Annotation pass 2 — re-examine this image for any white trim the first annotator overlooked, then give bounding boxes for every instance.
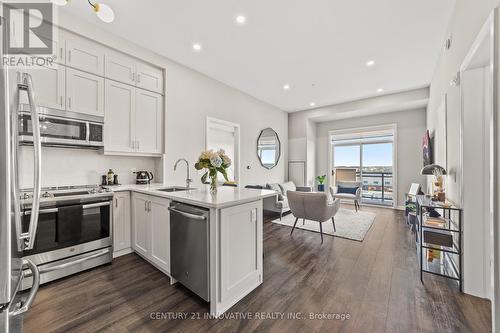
[205,116,241,183]
[459,9,498,331]
[327,123,398,208]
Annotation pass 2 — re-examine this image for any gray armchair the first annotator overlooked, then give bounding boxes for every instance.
[330,181,362,211]
[263,181,311,220]
[287,191,341,243]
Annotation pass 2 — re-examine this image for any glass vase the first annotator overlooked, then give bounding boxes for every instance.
[210,176,218,193]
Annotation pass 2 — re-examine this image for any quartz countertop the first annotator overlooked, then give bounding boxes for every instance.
[104,183,277,209]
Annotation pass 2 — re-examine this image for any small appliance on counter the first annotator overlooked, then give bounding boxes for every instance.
[134,171,154,185]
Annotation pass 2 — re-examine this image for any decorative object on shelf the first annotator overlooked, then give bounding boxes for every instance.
[420,164,447,201]
[422,130,433,166]
[52,0,115,23]
[316,175,326,192]
[415,195,463,291]
[195,149,232,193]
[257,128,281,169]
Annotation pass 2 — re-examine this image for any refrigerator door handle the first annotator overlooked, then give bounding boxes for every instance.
[18,73,42,250]
[9,259,40,317]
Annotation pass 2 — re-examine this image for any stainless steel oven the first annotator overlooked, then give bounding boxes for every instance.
[18,107,103,149]
[20,186,113,289]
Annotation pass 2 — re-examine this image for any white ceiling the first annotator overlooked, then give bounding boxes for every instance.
[59,0,455,112]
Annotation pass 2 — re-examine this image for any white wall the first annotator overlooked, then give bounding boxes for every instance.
[20,12,288,188]
[315,109,426,207]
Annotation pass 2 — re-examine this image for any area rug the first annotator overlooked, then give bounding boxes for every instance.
[271,208,376,241]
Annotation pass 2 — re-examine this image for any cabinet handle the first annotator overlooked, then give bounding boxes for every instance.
[115,198,118,208]
[148,201,151,212]
[144,201,147,212]
[68,50,71,62]
[137,74,140,83]
[59,47,63,60]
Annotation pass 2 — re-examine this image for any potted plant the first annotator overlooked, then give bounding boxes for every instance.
[316,175,326,192]
[194,149,232,193]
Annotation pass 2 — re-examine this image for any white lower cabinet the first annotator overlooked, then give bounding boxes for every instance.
[112,192,131,257]
[132,193,170,274]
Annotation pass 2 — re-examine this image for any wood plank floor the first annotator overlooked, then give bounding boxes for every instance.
[24,206,491,333]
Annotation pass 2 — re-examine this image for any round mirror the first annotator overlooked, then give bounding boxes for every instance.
[257,128,281,169]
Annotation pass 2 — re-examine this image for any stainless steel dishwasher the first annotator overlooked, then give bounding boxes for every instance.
[168,202,210,301]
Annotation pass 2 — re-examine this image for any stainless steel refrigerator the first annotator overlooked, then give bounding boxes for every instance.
[0,17,43,333]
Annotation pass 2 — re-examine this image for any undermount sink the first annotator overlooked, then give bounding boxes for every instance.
[156,186,193,192]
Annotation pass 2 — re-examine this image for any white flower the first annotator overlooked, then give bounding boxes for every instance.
[210,155,223,168]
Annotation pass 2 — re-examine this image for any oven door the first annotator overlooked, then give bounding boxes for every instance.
[22,201,112,265]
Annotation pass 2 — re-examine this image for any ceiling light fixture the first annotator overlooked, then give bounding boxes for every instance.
[365,60,375,67]
[235,15,247,25]
[309,102,316,107]
[283,84,290,91]
[192,43,203,51]
[52,0,115,23]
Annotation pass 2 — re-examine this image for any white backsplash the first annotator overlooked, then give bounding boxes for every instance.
[19,146,160,189]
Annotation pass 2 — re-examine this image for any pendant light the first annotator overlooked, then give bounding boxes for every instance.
[52,0,115,23]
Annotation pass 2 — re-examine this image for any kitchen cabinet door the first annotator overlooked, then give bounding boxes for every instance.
[136,62,163,94]
[132,193,150,257]
[65,32,105,75]
[66,68,104,117]
[219,201,263,307]
[149,196,170,273]
[20,65,65,110]
[104,80,135,153]
[134,89,163,154]
[105,51,136,86]
[113,192,131,256]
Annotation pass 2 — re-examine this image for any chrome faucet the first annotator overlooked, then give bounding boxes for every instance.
[174,158,193,189]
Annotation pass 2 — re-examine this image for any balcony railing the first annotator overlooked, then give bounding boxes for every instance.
[359,171,393,205]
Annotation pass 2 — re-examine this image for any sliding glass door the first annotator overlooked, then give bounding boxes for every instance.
[331,132,394,207]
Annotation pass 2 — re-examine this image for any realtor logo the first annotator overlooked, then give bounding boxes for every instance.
[3,2,53,55]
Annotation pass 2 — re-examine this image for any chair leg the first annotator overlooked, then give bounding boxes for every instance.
[355,200,358,212]
[280,210,283,221]
[319,222,324,243]
[331,217,336,232]
[290,217,299,235]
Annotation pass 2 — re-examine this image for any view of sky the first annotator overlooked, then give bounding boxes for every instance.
[334,143,393,167]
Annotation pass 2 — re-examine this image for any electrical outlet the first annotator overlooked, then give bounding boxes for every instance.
[131,168,136,174]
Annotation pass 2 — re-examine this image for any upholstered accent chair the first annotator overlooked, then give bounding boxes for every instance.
[263,181,311,220]
[287,191,341,243]
[330,181,362,211]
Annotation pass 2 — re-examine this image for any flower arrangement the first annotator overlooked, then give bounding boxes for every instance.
[195,149,232,193]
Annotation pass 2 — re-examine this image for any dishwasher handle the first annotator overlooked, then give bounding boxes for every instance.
[168,207,206,220]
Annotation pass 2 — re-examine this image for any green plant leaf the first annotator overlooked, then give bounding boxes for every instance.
[201,172,208,184]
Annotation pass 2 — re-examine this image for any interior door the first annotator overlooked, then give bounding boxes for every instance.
[134,89,162,154]
[104,80,134,153]
[66,68,104,117]
[132,193,149,257]
[149,197,170,273]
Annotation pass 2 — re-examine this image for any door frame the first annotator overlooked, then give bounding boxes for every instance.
[205,116,241,183]
[459,8,499,330]
[327,123,398,207]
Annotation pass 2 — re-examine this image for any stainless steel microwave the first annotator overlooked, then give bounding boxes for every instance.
[18,106,104,149]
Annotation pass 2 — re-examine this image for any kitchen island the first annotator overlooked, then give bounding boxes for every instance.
[107,184,276,316]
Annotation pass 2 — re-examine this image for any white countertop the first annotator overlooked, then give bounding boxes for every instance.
[105,183,277,209]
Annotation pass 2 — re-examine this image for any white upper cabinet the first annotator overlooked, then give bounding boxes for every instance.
[104,80,135,153]
[105,51,136,86]
[66,68,104,117]
[65,32,105,76]
[136,63,163,94]
[134,89,163,154]
[20,65,65,110]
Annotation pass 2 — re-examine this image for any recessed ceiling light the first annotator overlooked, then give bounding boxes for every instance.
[377,88,383,93]
[365,60,375,67]
[192,43,202,51]
[235,15,246,25]
[309,102,316,107]
[283,84,290,91]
